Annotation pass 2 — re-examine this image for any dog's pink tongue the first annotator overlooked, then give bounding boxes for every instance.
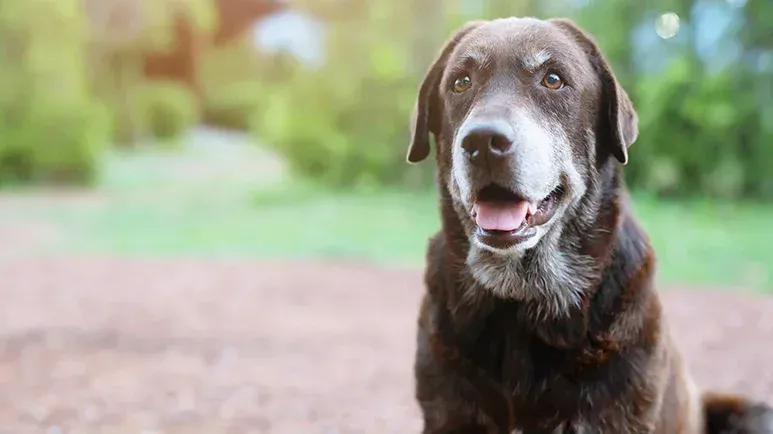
[475,201,529,231]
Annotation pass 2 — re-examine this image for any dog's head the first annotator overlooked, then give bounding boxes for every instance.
[407,17,637,256]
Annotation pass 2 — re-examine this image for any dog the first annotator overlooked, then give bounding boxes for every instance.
[406,16,773,433]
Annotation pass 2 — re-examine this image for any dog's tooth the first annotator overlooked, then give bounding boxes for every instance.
[528,202,540,215]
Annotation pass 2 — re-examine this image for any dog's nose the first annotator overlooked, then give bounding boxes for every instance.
[460,124,514,165]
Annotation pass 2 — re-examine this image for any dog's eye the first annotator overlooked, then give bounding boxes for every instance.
[453,76,472,93]
[541,73,564,90]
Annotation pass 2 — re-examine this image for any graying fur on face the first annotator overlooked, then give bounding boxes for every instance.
[466,227,597,320]
[458,120,603,319]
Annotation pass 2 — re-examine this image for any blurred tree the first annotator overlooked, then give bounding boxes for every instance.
[211,0,285,44]
[142,0,285,96]
[85,0,216,145]
[0,0,110,186]
[84,0,284,144]
[199,45,300,130]
[738,0,773,198]
[254,0,436,189]
[637,0,771,199]
[136,80,200,144]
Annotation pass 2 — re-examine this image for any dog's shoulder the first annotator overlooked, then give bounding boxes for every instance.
[606,204,657,291]
[590,204,657,316]
[584,205,662,361]
[424,231,446,289]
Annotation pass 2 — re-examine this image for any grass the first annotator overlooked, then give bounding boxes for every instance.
[629,194,772,291]
[251,183,773,291]
[1,138,771,291]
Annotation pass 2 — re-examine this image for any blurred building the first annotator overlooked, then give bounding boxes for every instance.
[142,0,288,95]
[250,8,327,69]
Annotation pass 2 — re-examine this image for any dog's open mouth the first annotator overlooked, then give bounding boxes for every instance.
[471,183,564,248]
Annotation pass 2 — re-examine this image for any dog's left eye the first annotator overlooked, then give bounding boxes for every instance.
[454,76,472,93]
[541,73,564,90]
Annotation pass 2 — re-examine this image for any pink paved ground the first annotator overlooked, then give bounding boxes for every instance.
[0,258,771,433]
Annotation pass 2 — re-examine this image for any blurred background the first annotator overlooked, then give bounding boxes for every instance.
[0,0,771,433]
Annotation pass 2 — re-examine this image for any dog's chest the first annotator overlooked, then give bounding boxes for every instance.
[462,310,600,431]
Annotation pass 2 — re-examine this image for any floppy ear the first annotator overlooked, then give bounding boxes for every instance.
[548,18,638,165]
[407,21,487,164]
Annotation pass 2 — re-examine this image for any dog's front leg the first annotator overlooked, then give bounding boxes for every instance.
[415,374,505,434]
[415,295,514,434]
[566,411,657,434]
[421,417,492,434]
[415,333,508,433]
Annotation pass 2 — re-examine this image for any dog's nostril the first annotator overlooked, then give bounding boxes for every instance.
[461,136,481,158]
[489,134,512,154]
[461,127,513,163]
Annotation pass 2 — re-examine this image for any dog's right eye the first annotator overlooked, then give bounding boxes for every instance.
[541,73,564,90]
[453,76,472,93]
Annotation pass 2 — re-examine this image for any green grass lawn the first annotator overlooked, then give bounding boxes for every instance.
[253,185,773,291]
[1,140,771,291]
[9,180,771,291]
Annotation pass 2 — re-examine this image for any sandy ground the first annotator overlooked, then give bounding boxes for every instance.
[0,257,771,433]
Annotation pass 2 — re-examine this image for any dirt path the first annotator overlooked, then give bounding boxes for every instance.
[0,258,771,433]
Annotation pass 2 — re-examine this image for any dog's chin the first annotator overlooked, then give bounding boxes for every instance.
[468,183,565,255]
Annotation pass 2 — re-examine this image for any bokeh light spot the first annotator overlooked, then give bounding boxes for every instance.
[656,12,680,39]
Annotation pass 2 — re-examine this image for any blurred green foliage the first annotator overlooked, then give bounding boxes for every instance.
[88,0,214,146]
[0,0,110,186]
[0,0,212,184]
[253,58,423,188]
[572,0,773,200]
[137,80,200,143]
[251,0,477,189]
[198,43,281,130]
[252,1,433,189]
[0,0,771,199]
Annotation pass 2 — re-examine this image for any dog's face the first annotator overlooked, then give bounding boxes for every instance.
[408,17,638,256]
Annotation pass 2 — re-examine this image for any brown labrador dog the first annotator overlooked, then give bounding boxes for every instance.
[407,17,773,434]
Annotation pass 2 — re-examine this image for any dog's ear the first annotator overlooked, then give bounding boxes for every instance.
[407,21,486,164]
[549,18,638,165]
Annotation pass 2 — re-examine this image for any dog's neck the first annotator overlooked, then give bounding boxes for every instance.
[436,159,635,341]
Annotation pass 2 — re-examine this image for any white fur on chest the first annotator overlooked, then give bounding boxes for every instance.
[466,242,593,319]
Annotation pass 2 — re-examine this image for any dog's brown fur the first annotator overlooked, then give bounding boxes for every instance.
[407,17,773,434]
